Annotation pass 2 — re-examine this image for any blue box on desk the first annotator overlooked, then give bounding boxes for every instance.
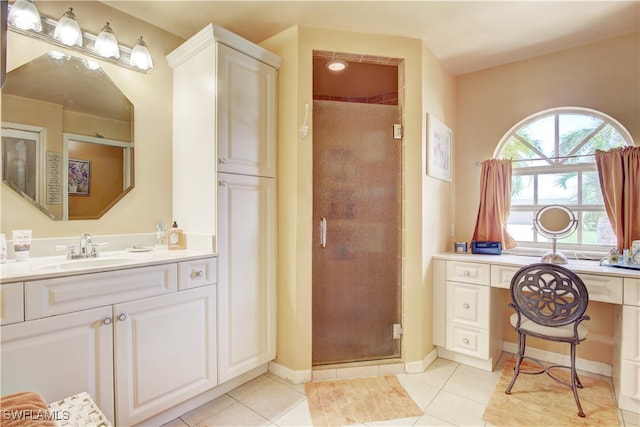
[471,241,502,255]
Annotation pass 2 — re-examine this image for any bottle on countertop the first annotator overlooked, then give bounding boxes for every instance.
[168,221,186,250]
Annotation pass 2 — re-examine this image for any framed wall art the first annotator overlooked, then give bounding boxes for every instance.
[68,158,91,196]
[427,114,452,182]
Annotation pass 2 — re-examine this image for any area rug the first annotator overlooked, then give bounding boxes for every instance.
[483,358,619,427]
[305,375,423,426]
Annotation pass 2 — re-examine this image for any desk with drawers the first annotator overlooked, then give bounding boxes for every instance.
[433,253,640,414]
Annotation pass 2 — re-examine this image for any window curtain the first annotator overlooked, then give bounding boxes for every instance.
[595,146,640,251]
[472,159,517,249]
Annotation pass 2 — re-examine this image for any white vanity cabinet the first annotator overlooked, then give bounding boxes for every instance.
[1,305,115,420]
[615,278,640,413]
[433,259,503,370]
[168,24,280,386]
[0,256,218,427]
[114,285,217,426]
[0,281,24,325]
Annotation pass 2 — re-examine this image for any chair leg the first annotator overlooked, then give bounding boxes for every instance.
[505,333,526,394]
[570,343,585,417]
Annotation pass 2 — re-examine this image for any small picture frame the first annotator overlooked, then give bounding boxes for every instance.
[68,158,91,196]
[427,114,452,182]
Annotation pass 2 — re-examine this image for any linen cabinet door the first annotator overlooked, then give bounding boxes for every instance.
[216,43,277,178]
[217,172,276,384]
[114,286,217,426]
[0,306,114,423]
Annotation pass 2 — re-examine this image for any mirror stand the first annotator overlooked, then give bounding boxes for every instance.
[534,204,578,264]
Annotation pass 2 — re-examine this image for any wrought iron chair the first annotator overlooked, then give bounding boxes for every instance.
[505,263,590,417]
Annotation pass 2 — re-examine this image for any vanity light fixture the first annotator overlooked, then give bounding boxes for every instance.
[94,22,120,59]
[6,3,153,73]
[53,7,82,47]
[325,59,348,71]
[130,36,153,71]
[7,0,42,31]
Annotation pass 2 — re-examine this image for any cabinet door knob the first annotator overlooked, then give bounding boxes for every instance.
[103,317,112,325]
[219,180,227,187]
[463,338,470,344]
[463,303,470,309]
[191,270,204,279]
[219,158,228,165]
[463,270,470,276]
[118,314,127,321]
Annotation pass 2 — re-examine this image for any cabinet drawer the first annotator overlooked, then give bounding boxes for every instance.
[25,264,178,320]
[446,281,489,328]
[620,360,640,401]
[622,305,640,362]
[445,323,489,359]
[178,258,217,290]
[624,278,640,307]
[490,265,520,289]
[580,273,623,304]
[446,261,490,286]
[1,283,24,325]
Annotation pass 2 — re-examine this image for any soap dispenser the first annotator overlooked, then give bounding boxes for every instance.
[167,221,185,250]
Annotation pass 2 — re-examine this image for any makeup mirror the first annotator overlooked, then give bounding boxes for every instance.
[534,204,578,264]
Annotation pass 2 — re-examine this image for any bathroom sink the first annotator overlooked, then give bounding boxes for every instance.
[36,257,139,271]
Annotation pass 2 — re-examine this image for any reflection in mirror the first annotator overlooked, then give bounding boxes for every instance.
[1,51,134,220]
[534,204,578,264]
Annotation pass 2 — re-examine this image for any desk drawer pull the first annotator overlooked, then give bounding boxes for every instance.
[463,303,470,309]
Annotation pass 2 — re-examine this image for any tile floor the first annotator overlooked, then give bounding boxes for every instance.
[162,355,639,427]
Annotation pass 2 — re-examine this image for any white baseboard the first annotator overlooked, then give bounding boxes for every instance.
[405,348,439,374]
[269,360,312,384]
[502,342,612,377]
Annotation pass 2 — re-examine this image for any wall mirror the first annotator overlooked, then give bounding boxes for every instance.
[1,51,134,220]
[533,204,578,264]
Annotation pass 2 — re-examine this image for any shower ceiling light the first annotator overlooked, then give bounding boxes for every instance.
[326,59,348,72]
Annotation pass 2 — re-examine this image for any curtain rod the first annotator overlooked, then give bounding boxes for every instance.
[475,153,595,166]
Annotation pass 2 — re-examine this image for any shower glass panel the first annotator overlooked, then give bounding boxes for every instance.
[312,100,401,365]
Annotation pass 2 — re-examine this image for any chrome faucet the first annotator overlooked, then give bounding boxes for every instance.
[79,233,93,257]
[57,234,105,260]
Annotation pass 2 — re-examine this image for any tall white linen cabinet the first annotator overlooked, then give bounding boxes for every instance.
[168,24,280,384]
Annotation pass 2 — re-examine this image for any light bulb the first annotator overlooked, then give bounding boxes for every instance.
[7,0,42,31]
[95,22,120,58]
[53,8,82,47]
[130,36,153,71]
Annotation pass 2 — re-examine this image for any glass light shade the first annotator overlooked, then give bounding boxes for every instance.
[130,36,153,71]
[94,22,120,58]
[53,8,82,47]
[8,0,42,31]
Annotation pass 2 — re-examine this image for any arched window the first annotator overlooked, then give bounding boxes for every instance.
[495,107,634,253]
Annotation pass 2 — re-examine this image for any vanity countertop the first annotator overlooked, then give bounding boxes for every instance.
[434,252,640,279]
[0,248,217,283]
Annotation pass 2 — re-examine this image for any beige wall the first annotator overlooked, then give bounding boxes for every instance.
[455,31,639,243]
[1,1,183,236]
[454,31,639,364]
[262,26,456,373]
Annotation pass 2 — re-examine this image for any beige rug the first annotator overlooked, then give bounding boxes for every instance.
[483,358,620,427]
[305,375,423,426]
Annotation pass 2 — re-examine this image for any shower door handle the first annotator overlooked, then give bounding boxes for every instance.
[320,217,327,248]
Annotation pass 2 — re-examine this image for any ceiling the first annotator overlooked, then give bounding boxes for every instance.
[103,1,639,75]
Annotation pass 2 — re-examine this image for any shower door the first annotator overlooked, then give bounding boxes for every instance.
[312,100,401,365]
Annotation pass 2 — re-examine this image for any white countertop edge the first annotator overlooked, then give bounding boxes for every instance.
[433,252,640,278]
[0,248,217,283]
